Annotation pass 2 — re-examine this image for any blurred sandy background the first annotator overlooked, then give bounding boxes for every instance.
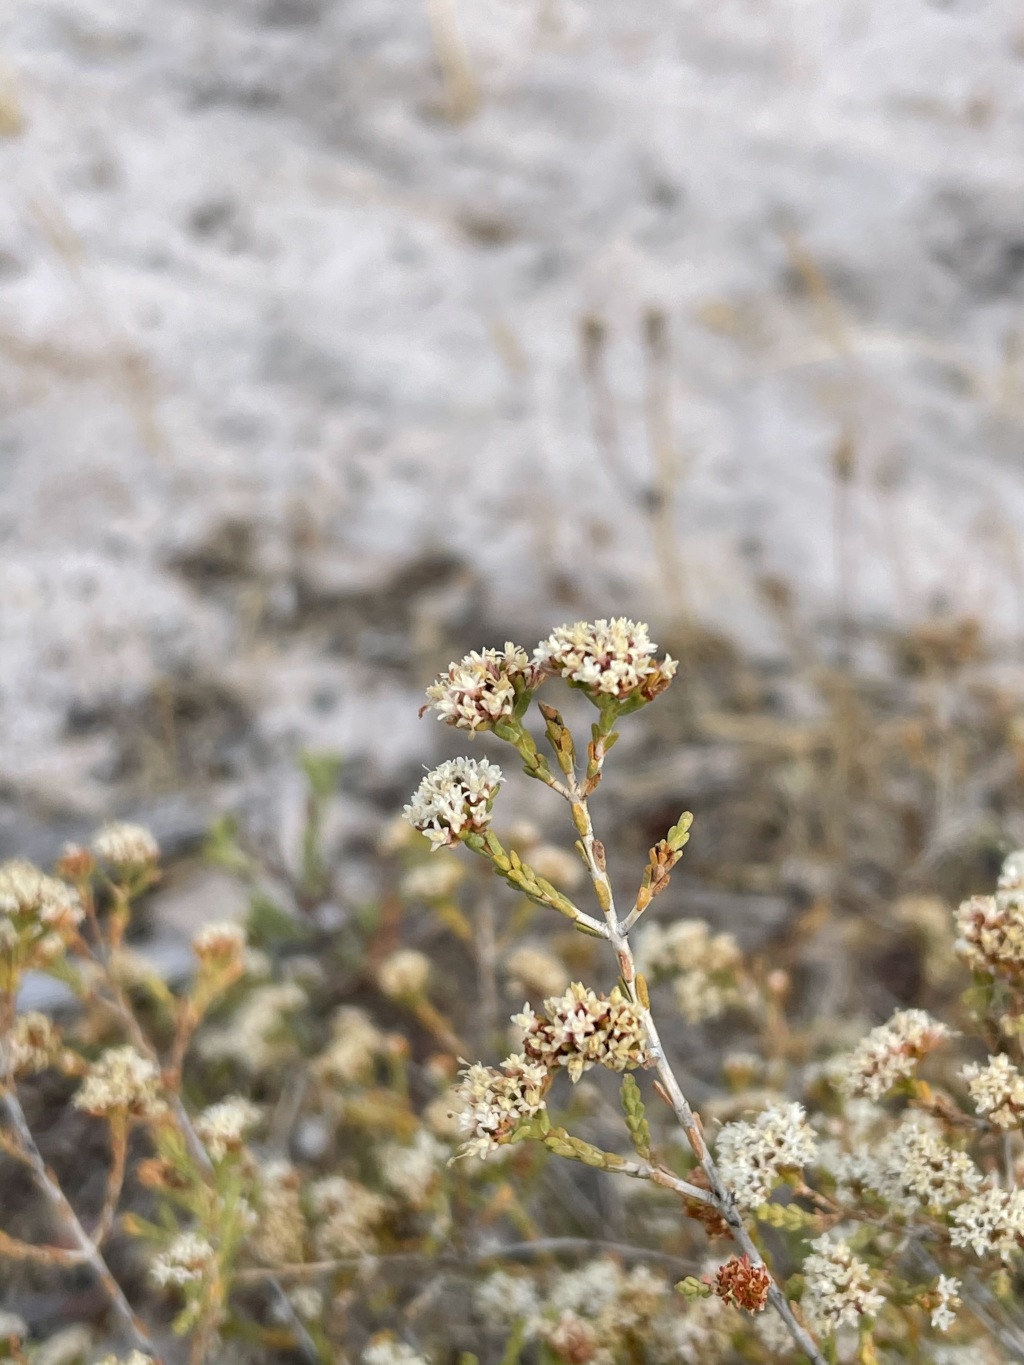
[4,0,1024,854]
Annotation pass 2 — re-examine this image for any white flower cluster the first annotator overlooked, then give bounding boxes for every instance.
[377,948,432,999]
[150,1231,217,1287]
[314,1005,386,1084]
[193,920,246,963]
[309,1175,388,1255]
[423,643,537,733]
[250,1160,306,1265]
[403,758,504,851]
[955,889,1024,979]
[949,1185,1024,1261]
[514,983,649,1082]
[73,1046,165,1120]
[91,822,160,868]
[362,1342,428,1365]
[854,1116,980,1215]
[800,1235,884,1332]
[452,1053,549,1159]
[200,981,306,1071]
[962,1052,1024,1129]
[476,1260,675,1363]
[378,1130,448,1206]
[533,618,677,701]
[194,1096,261,1160]
[839,1008,951,1100]
[0,859,83,944]
[636,919,743,1024]
[6,1012,62,1077]
[930,1275,961,1332]
[714,1102,818,1211]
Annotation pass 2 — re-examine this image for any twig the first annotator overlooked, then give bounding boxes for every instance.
[0,1087,160,1359]
[550,724,828,1365]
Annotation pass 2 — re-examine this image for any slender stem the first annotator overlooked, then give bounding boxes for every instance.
[92,1117,129,1246]
[559,759,826,1365]
[0,1087,160,1359]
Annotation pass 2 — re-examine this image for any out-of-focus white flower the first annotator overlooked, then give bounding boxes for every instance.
[377,948,431,999]
[91,823,160,868]
[74,1047,165,1120]
[378,1130,448,1205]
[505,945,569,1000]
[150,1232,216,1287]
[949,1185,1024,1261]
[930,1276,961,1332]
[194,1096,261,1160]
[636,920,743,1024]
[315,1005,386,1083]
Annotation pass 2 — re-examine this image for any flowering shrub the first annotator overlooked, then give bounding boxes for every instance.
[4,620,1024,1363]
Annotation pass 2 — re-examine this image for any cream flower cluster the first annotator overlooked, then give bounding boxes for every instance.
[955,889,1024,979]
[403,757,504,851]
[839,1008,951,1100]
[714,1102,818,1211]
[309,1175,388,1255]
[949,1185,1024,1261]
[514,983,649,1083]
[533,618,677,701]
[150,1231,217,1287]
[869,1116,980,1213]
[962,1052,1024,1129]
[73,1046,165,1120]
[423,643,538,733]
[452,1053,549,1158]
[0,859,83,950]
[92,821,160,868]
[800,1235,884,1332]
[194,1096,261,1160]
[930,1275,961,1332]
[636,919,743,1023]
[7,1012,62,1077]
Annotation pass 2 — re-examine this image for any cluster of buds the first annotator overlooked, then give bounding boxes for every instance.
[0,860,83,990]
[452,1053,550,1158]
[514,983,650,1083]
[838,1008,951,1100]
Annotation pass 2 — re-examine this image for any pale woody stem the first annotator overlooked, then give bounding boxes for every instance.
[563,770,827,1365]
[0,1087,160,1360]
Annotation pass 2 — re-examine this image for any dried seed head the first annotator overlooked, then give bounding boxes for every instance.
[711,1255,772,1313]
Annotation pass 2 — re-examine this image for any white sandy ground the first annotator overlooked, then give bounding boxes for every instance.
[3,0,1024,819]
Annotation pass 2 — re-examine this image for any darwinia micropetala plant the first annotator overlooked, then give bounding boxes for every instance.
[9,620,1024,1364]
